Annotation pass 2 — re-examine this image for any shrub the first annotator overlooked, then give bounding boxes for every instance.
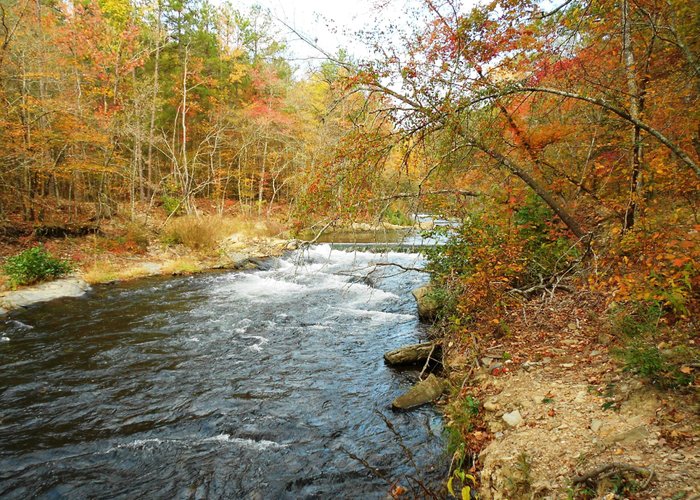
[611,301,696,388]
[124,222,150,251]
[162,216,220,250]
[2,246,73,287]
[161,215,286,251]
[423,213,525,327]
[383,207,413,226]
[612,301,662,338]
[514,194,579,285]
[161,195,181,216]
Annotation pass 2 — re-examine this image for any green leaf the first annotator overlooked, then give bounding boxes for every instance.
[447,476,455,497]
[461,485,471,500]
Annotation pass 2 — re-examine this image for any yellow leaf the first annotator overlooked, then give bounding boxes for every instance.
[462,486,471,500]
[447,476,455,497]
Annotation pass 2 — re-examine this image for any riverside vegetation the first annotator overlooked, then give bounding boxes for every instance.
[1,0,698,497]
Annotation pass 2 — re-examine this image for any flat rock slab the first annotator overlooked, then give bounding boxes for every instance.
[0,278,90,313]
[392,374,447,410]
[384,342,437,365]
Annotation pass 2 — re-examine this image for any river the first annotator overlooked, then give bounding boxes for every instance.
[0,244,445,498]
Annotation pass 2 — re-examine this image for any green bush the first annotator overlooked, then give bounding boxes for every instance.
[161,195,181,216]
[2,246,73,287]
[383,207,413,226]
[514,194,579,284]
[612,301,662,338]
[611,301,695,388]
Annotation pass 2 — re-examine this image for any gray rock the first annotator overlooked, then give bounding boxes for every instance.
[605,425,650,444]
[502,409,523,428]
[140,262,162,274]
[590,419,603,433]
[226,252,251,269]
[0,278,90,311]
[411,285,439,321]
[391,374,446,410]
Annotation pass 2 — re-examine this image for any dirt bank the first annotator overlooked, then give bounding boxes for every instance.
[441,292,699,499]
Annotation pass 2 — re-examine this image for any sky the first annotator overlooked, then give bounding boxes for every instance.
[237,0,406,70]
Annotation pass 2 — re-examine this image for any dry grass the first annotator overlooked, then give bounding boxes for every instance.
[83,261,121,284]
[161,215,287,251]
[161,257,201,275]
[83,261,157,284]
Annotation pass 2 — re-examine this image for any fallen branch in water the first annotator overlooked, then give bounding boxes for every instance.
[371,262,430,273]
[339,446,388,480]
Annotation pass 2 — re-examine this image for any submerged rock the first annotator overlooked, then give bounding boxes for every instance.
[391,374,447,410]
[384,342,437,365]
[412,285,439,321]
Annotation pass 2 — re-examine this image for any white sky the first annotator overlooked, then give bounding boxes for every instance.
[237,0,409,71]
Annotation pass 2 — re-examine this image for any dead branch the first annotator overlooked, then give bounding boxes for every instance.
[370,189,480,202]
[371,262,430,273]
[339,446,388,481]
[376,411,418,472]
[573,462,655,490]
[509,282,574,297]
[299,218,339,247]
[418,343,438,380]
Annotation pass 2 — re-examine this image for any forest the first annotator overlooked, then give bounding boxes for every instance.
[0,0,698,497]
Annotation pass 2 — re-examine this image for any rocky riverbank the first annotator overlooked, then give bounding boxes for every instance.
[438,292,699,499]
[0,233,298,316]
[388,283,698,499]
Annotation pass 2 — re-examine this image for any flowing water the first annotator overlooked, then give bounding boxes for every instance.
[0,245,445,498]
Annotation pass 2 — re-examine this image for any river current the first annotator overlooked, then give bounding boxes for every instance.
[0,244,444,498]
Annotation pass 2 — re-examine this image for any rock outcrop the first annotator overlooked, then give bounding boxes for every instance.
[412,285,439,321]
[0,278,90,314]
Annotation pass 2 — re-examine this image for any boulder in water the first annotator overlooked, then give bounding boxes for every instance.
[384,342,438,365]
[412,285,439,321]
[391,374,447,410]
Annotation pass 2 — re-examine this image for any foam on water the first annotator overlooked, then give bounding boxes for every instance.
[243,335,269,352]
[203,434,284,450]
[7,320,33,330]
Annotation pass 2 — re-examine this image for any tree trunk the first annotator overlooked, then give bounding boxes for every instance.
[478,142,587,239]
[622,0,643,231]
[146,0,161,200]
[258,139,268,216]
